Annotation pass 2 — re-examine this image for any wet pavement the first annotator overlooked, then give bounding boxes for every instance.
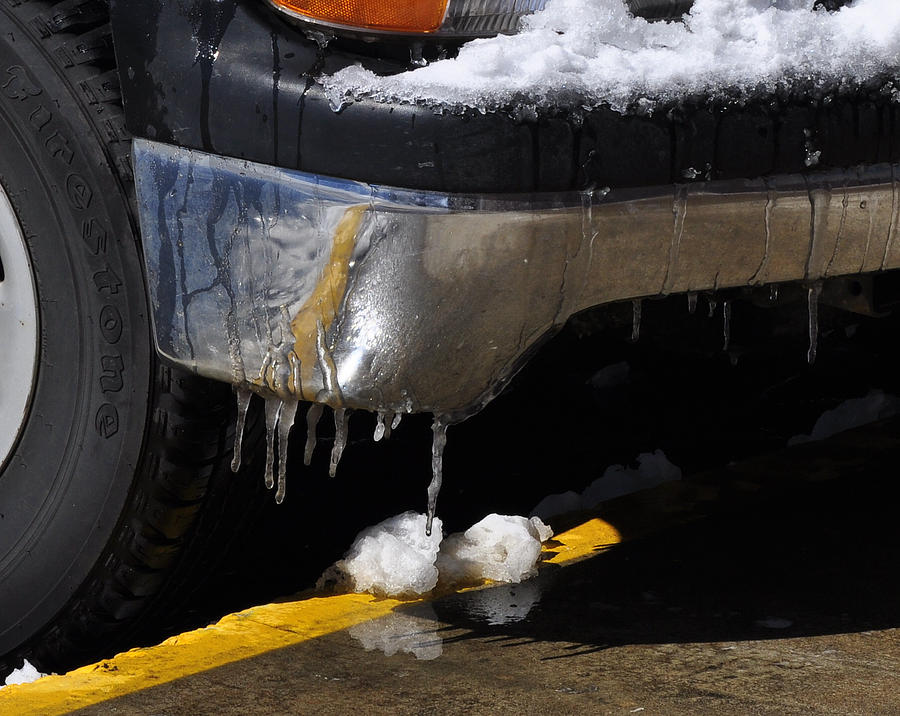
[30,417,900,715]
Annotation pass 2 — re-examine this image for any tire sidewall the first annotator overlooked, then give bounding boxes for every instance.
[0,26,151,654]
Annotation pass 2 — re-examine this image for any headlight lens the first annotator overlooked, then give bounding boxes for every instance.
[267,0,549,37]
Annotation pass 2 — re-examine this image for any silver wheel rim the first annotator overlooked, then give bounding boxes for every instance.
[0,182,39,471]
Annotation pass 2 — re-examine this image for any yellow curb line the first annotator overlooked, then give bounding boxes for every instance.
[0,518,622,716]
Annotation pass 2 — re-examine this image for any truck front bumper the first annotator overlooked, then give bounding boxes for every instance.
[134,138,900,419]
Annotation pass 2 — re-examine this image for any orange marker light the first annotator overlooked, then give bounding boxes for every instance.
[271,0,450,34]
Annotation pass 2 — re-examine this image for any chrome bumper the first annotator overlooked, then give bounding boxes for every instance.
[133,138,900,419]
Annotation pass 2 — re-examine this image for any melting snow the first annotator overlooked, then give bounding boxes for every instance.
[318,511,443,598]
[320,512,553,599]
[531,449,682,520]
[323,0,900,113]
[2,660,46,688]
[788,389,900,445]
[437,514,553,585]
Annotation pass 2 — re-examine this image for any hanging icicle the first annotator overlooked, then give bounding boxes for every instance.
[231,387,252,473]
[425,415,450,537]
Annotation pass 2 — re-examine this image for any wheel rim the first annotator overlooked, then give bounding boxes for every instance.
[0,182,39,472]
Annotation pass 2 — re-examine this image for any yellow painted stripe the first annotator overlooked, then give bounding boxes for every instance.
[542,517,623,565]
[0,517,621,716]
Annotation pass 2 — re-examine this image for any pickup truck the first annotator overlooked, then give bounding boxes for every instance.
[2,0,895,674]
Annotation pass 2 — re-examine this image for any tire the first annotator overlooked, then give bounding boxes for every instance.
[0,1,259,673]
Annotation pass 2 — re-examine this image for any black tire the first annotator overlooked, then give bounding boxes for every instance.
[0,1,260,673]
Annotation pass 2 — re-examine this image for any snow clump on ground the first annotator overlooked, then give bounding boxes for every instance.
[323,0,900,113]
[2,660,47,689]
[318,511,443,598]
[788,389,900,445]
[437,514,553,584]
[319,512,553,599]
[531,449,682,521]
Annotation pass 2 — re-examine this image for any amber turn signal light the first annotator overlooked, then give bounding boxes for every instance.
[269,0,450,34]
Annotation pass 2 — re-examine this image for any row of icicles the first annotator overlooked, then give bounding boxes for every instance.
[630,281,823,363]
[231,283,822,537]
[230,390,450,536]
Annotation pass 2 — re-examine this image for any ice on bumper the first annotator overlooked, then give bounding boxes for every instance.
[320,512,554,598]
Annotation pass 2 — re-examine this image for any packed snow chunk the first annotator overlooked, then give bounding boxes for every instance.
[3,660,46,688]
[317,511,443,598]
[581,450,681,507]
[437,514,553,585]
[323,0,900,112]
[789,390,900,445]
[530,490,585,521]
[349,604,443,660]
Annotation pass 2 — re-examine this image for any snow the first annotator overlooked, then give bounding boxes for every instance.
[320,512,553,598]
[2,660,46,688]
[788,390,900,445]
[437,514,553,584]
[323,0,900,113]
[531,449,682,520]
[317,511,443,598]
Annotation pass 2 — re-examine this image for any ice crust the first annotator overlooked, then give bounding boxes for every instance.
[531,449,682,520]
[2,660,46,688]
[788,389,900,445]
[323,0,900,113]
[320,512,553,598]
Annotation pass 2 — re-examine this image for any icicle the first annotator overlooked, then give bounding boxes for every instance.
[382,412,395,440]
[425,415,449,537]
[329,407,350,478]
[391,413,403,430]
[409,42,428,67]
[275,400,298,504]
[631,299,642,342]
[707,296,717,318]
[687,292,698,314]
[808,281,823,364]
[231,387,252,473]
[374,410,387,442]
[722,300,732,351]
[304,402,323,466]
[263,398,284,490]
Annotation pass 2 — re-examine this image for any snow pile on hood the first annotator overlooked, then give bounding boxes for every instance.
[323,0,900,112]
[531,449,681,520]
[319,512,553,598]
[789,389,900,445]
[2,660,46,688]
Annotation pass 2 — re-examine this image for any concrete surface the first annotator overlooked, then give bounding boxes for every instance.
[6,419,900,715]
